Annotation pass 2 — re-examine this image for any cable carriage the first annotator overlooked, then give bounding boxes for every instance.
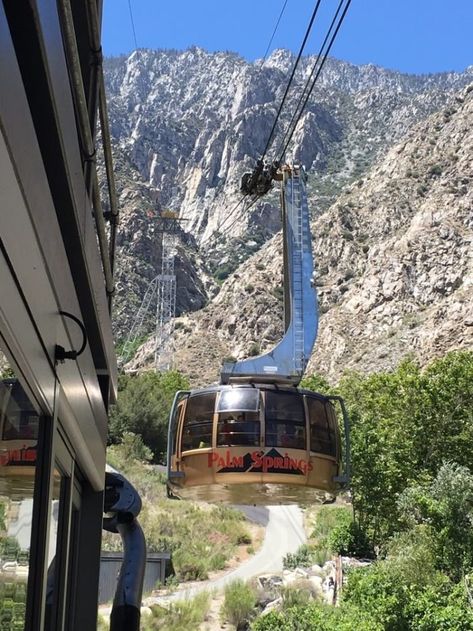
[167,165,350,505]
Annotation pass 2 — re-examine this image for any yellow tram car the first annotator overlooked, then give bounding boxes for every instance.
[167,383,349,505]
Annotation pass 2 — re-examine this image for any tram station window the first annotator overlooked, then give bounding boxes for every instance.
[307,397,336,456]
[265,391,306,449]
[182,393,216,450]
[0,377,39,630]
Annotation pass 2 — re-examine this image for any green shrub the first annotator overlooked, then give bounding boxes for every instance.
[428,164,442,177]
[107,432,153,467]
[327,520,374,558]
[281,582,313,609]
[222,579,257,628]
[283,544,314,569]
[311,506,352,539]
[144,591,210,631]
[251,602,382,630]
[249,343,260,357]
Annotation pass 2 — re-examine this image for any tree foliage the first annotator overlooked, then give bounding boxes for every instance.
[331,351,473,547]
[260,351,473,631]
[108,370,189,462]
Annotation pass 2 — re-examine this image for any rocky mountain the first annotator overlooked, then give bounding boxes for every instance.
[128,84,473,385]
[104,48,473,383]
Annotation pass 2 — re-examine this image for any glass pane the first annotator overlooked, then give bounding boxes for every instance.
[217,389,260,413]
[217,412,260,447]
[44,471,63,629]
[265,392,305,449]
[307,397,336,456]
[0,378,39,630]
[182,393,216,450]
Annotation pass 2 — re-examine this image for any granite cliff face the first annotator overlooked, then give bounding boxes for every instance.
[105,49,473,383]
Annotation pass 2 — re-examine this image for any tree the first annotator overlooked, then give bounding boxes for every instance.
[108,370,189,462]
[398,462,473,580]
[324,351,473,548]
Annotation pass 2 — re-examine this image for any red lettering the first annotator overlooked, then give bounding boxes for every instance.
[208,452,219,467]
[252,451,263,468]
[232,456,244,468]
[289,458,299,470]
[262,456,274,472]
[274,457,283,468]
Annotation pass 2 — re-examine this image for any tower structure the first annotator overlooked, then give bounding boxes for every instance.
[121,211,180,371]
[155,215,179,370]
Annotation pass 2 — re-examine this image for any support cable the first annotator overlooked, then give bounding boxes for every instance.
[277,0,352,163]
[127,0,138,50]
[260,0,323,163]
[260,0,290,67]
[200,194,249,246]
[213,195,260,242]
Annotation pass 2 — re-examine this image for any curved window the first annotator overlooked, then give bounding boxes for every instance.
[264,391,306,449]
[181,393,216,451]
[217,389,260,446]
[217,388,260,413]
[217,412,260,447]
[307,397,336,456]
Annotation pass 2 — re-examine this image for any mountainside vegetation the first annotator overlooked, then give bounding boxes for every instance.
[252,350,473,629]
[108,351,473,628]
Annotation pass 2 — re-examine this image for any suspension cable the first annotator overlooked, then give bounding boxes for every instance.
[260,0,323,163]
[277,0,352,163]
[127,0,138,50]
[201,194,259,247]
[260,0,290,67]
[275,0,346,159]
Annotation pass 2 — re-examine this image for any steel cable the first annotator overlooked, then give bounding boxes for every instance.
[260,0,290,68]
[277,0,353,163]
[260,0,323,162]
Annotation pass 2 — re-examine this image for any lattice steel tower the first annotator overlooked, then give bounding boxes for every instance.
[154,224,177,370]
[121,212,180,371]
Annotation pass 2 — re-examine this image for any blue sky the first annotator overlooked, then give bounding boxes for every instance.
[102,0,473,74]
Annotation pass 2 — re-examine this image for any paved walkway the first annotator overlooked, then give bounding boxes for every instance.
[155,504,306,602]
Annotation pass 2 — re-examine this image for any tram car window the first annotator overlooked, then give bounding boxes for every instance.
[182,392,216,450]
[216,389,260,447]
[265,391,306,449]
[307,397,336,456]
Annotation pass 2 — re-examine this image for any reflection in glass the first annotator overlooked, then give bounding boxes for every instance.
[182,393,216,450]
[0,378,39,629]
[307,397,336,456]
[217,389,260,413]
[217,412,260,447]
[265,391,306,449]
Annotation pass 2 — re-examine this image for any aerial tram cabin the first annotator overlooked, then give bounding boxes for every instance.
[167,165,350,505]
[167,383,348,504]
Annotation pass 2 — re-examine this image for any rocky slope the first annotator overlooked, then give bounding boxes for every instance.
[131,84,473,385]
[105,48,473,382]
